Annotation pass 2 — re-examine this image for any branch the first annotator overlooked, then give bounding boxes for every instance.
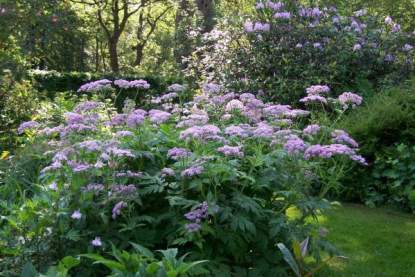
[137,4,172,45]
[97,8,111,38]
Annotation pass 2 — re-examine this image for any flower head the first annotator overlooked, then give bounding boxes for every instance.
[161,167,175,177]
[78,79,112,93]
[274,12,291,19]
[112,201,127,219]
[71,210,82,220]
[284,138,306,155]
[127,110,146,127]
[167,147,192,160]
[225,99,244,112]
[167,84,185,92]
[91,237,102,247]
[149,110,171,124]
[217,145,244,157]
[185,223,202,232]
[353,44,362,51]
[306,85,330,95]
[303,124,321,135]
[338,92,362,108]
[224,125,250,138]
[18,121,39,134]
[181,165,204,178]
[300,95,327,104]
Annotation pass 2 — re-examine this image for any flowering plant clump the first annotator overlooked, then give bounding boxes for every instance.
[186,1,415,104]
[76,78,151,110]
[10,81,366,274]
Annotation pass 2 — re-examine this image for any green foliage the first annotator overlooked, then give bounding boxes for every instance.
[336,85,415,158]
[20,257,80,277]
[81,244,207,276]
[192,1,415,104]
[0,85,363,275]
[28,70,182,95]
[277,237,337,277]
[0,72,39,150]
[408,190,415,211]
[336,84,415,210]
[321,0,415,31]
[370,144,415,211]
[0,0,88,72]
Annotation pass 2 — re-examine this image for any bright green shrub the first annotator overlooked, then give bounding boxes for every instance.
[337,85,415,159]
[336,84,415,209]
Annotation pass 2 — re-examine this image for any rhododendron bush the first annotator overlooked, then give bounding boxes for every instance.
[4,80,367,275]
[185,1,415,104]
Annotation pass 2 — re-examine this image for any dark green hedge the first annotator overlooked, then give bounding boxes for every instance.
[28,70,182,97]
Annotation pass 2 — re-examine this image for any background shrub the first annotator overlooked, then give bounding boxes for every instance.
[0,72,39,151]
[336,83,415,210]
[187,1,415,104]
[28,70,183,98]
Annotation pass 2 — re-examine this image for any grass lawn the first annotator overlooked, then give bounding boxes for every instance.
[319,203,415,276]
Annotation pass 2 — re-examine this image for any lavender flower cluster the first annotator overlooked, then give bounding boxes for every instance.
[181,165,204,178]
[338,92,363,109]
[300,85,330,104]
[114,79,150,89]
[167,147,192,160]
[17,121,39,134]
[148,110,172,124]
[217,145,244,157]
[184,202,209,233]
[112,201,127,219]
[111,184,137,196]
[179,125,221,141]
[167,83,185,92]
[303,124,321,135]
[21,79,370,245]
[81,183,105,195]
[77,79,150,93]
[304,144,366,165]
[77,79,112,93]
[244,21,270,33]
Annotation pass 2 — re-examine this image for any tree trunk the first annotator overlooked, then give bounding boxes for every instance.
[133,43,145,66]
[95,36,100,72]
[100,41,107,72]
[196,0,215,33]
[108,38,119,73]
[174,0,194,67]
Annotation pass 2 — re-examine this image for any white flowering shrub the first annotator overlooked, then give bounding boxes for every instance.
[2,80,368,275]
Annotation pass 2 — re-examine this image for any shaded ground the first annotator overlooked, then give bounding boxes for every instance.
[320,204,415,276]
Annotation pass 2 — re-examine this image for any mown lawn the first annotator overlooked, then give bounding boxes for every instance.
[319,204,415,277]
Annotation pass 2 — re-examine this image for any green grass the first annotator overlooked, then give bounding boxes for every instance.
[319,204,415,277]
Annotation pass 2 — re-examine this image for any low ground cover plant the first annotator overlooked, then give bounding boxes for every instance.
[1,81,367,275]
